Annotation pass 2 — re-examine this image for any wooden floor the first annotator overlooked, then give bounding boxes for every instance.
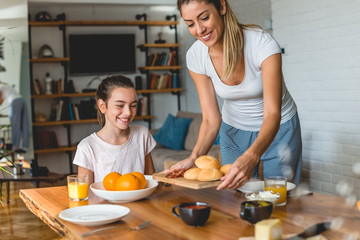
[0,181,65,240]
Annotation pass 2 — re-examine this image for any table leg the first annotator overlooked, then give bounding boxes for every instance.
[6,181,9,204]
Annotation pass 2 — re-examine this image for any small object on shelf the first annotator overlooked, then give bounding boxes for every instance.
[35,11,52,22]
[64,79,75,93]
[154,32,166,44]
[55,13,65,22]
[35,113,47,122]
[45,72,52,94]
[38,44,54,58]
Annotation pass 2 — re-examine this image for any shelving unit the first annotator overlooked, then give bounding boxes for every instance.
[137,14,182,122]
[28,13,182,174]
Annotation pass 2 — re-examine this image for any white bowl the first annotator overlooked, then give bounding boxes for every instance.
[90,175,158,203]
[245,191,280,206]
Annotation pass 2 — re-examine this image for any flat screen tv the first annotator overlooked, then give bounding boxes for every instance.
[69,34,136,75]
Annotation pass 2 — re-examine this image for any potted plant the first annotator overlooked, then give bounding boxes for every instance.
[0,118,16,204]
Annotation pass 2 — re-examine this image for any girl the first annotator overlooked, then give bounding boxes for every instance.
[73,75,156,184]
[167,0,302,190]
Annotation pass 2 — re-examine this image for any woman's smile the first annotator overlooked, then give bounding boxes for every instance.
[201,32,212,41]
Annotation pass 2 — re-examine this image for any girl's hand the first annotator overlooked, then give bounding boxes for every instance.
[161,157,196,175]
[216,151,259,190]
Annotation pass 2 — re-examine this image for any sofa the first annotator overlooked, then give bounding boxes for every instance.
[151,111,221,172]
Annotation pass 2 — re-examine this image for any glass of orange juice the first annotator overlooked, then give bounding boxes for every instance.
[264,176,287,206]
[67,174,89,201]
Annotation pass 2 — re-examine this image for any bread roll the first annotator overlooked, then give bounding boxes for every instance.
[184,168,202,180]
[220,164,232,175]
[195,155,220,169]
[197,168,223,181]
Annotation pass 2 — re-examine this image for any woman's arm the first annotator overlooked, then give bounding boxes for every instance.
[217,53,283,190]
[167,70,222,172]
[144,153,155,175]
[78,166,94,184]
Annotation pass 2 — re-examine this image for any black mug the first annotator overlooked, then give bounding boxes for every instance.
[172,202,211,226]
[240,200,273,224]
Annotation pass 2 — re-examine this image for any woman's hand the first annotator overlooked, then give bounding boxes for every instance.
[161,157,196,175]
[216,151,259,190]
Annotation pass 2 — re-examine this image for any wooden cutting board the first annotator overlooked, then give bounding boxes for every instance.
[152,173,221,189]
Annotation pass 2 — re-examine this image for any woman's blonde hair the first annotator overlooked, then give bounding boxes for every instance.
[177,0,260,80]
[95,75,135,127]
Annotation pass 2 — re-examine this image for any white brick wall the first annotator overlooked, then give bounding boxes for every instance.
[271,0,360,198]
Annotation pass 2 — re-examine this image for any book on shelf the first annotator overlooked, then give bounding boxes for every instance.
[168,50,176,66]
[56,100,64,121]
[148,73,178,90]
[147,51,177,67]
[136,97,148,116]
[151,53,158,66]
[73,104,80,120]
[157,74,166,89]
[150,74,158,89]
[51,79,62,94]
[32,78,42,95]
[68,101,74,120]
[141,97,148,116]
[136,98,143,116]
[173,73,179,88]
[49,103,58,121]
[36,131,59,149]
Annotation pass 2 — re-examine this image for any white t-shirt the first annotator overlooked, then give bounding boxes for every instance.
[0,83,22,104]
[186,29,297,131]
[73,125,156,183]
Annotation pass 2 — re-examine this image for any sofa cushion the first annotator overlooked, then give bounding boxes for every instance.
[153,114,192,150]
[176,111,202,151]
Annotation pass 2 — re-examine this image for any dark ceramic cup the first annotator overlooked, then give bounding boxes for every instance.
[240,200,273,224]
[172,202,211,226]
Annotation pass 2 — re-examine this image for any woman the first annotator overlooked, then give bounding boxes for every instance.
[0,81,29,153]
[167,0,302,190]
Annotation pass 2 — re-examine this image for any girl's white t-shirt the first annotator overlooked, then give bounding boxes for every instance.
[186,29,297,131]
[73,125,156,183]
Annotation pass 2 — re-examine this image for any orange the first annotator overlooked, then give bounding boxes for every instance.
[132,172,147,189]
[103,172,121,191]
[357,201,360,211]
[115,173,140,191]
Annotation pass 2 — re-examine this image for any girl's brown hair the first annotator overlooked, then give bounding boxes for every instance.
[177,0,260,80]
[95,75,135,127]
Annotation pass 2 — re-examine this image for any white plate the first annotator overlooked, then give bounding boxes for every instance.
[238,181,296,194]
[58,204,130,226]
[90,175,158,203]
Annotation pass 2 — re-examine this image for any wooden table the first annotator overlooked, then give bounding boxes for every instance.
[1,168,65,204]
[20,184,360,240]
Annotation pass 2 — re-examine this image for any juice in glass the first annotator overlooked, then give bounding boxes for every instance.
[264,184,287,205]
[264,176,287,206]
[67,174,89,201]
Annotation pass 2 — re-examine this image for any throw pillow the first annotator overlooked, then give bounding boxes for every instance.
[153,114,192,150]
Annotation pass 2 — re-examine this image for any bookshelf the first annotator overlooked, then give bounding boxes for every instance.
[28,13,182,174]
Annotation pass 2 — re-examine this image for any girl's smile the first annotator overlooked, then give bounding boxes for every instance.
[101,87,137,131]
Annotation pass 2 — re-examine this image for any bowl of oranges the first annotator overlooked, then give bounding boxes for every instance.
[90,172,158,203]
